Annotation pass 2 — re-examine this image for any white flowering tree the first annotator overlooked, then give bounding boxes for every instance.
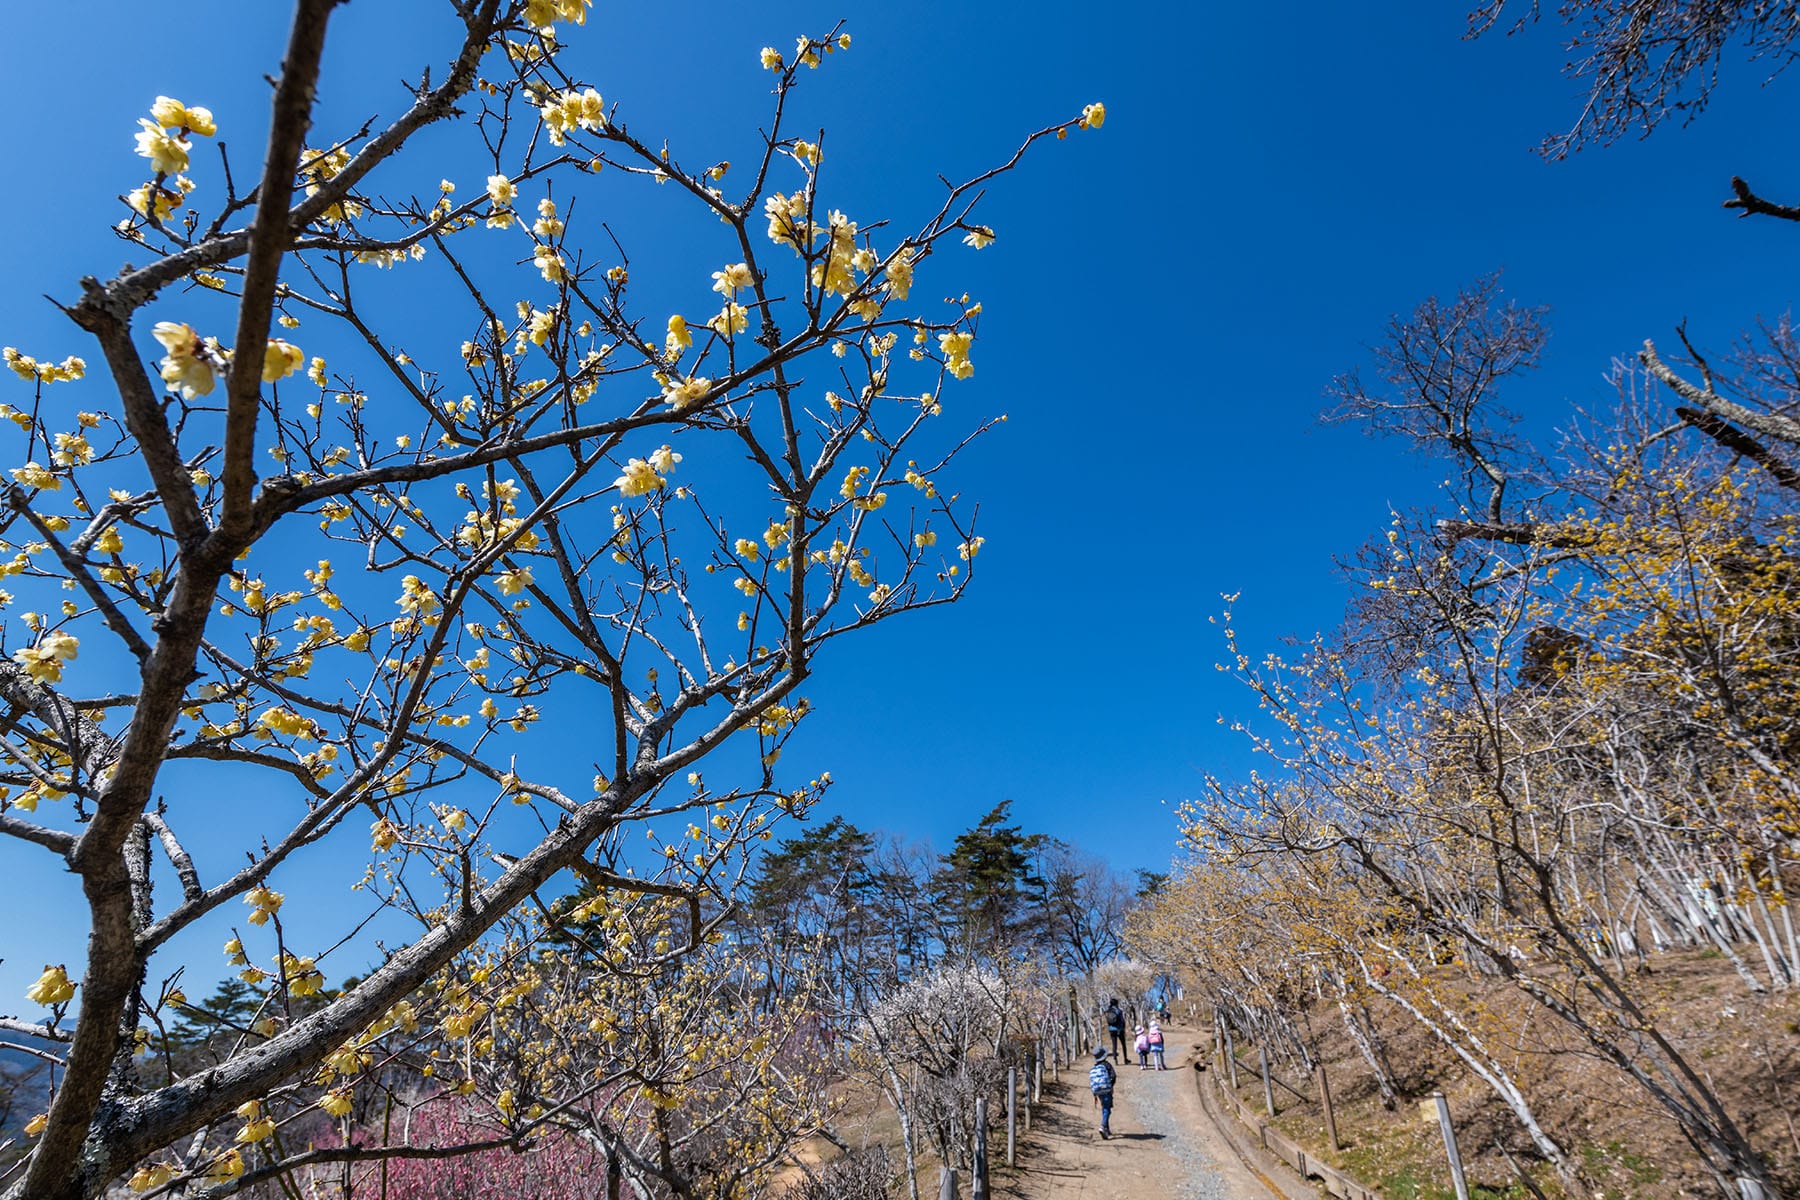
[0,3,1102,1197]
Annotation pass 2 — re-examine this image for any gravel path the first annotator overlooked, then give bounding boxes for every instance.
[1000,1030,1277,1200]
[1116,1042,1231,1199]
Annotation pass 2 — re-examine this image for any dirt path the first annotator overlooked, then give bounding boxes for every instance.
[999,1028,1282,1200]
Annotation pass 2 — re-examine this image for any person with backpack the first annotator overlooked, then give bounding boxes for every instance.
[1147,1019,1167,1070]
[1088,1046,1117,1138]
[1104,998,1127,1061]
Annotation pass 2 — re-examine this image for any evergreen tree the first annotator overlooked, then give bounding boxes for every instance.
[932,802,1047,960]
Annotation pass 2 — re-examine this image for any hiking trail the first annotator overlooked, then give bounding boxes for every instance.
[998,1025,1282,1200]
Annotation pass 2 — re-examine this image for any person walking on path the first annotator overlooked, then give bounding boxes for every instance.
[1105,998,1128,1061]
[1147,1018,1167,1070]
[1134,1025,1151,1068]
[1088,1046,1118,1139]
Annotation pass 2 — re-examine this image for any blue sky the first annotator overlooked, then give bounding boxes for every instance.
[2,1,1796,998]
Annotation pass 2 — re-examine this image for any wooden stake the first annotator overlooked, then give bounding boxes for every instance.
[1007,1067,1017,1167]
[1432,1092,1469,1200]
[973,1097,990,1200]
[1317,1072,1346,1151]
[1317,1063,1340,1151]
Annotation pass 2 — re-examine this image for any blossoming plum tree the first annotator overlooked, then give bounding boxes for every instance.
[0,3,1100,1197]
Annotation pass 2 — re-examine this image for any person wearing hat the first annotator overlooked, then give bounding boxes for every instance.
[1087,1046,1117,1138]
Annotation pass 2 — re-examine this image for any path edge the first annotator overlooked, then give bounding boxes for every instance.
[1186,1035,1384,1200]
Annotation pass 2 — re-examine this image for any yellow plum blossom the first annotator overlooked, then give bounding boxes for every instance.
[127,184,177,222]
[533,245,567,282]
[127,1163,175,1193]
[4,347,86,383]
[133,119,189,175]
[151,322,216,399]
[939,330,974,379]
[661,376,712,412]
[150,96,216,136]
[665,314,692,357]
[885,253,915,300]
[13,631,79,683]
[234,1099,275,1143]
[708,303,749,335]
[523,0,589,28]
[763,192,811,250]
[613,458,665,497]
[9,462,61,491]
[712,262,755,296]
[245,884,284,925]
[262,340,305,382]
[203,1150,245,1182]
[26,964,76,1006]
[811,211,858,296]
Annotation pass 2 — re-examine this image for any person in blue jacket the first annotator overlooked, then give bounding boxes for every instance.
[1088,1046,1118,1138]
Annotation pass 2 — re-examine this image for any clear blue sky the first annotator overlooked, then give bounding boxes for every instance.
[2,1,1795,998]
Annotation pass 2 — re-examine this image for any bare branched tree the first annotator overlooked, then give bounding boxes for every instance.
[1468,0,1800,157]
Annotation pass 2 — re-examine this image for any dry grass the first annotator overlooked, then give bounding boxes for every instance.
[1216,950,1800,1200]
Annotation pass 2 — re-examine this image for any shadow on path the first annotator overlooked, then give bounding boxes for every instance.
[997,1028,1284,1200]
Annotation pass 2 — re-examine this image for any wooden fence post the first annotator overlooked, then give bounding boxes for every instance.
[1431,1092,1470,1200]
[1260,1046,1277,1117]
[938,1166,959,1200]
[1317,1063,1340,1151]
[973,1097,990,1200]
[1224,1023,1239,1090]
[1007,1067,1017,1167]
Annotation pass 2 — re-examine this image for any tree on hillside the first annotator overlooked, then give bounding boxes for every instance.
[743,816,881,1006]
[1034,843,1134,976]
[1177,276,1798,1199]
[0,5,1101,1197]
[932,801,1048,959]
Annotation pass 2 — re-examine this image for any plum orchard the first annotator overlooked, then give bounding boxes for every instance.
[0,3,1102,1197]
[1133,279,1800,1200]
